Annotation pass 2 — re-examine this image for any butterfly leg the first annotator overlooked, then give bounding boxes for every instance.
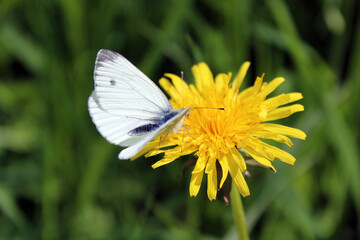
[183,124,194,139]
[155,131,172,155]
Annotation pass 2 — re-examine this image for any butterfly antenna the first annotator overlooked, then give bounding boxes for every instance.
[181,71,184,109]
[181,130,184,153]
[191,107,226,111]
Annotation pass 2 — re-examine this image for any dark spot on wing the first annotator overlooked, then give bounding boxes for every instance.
[110,80,116,86]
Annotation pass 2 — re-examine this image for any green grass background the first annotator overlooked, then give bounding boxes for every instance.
[0,0,359,239]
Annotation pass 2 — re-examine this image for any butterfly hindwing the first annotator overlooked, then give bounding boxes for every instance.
[88,91,152,146]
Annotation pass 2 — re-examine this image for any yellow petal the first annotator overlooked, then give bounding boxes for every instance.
[191,62,214,92]
[218,155,229,188]
[227,153,250,196]
[247,139,296,165]
[262,123,307,140]
[215,73,225,91]
[190,170,204,197]
[149,143,198,167]
[261,77,285,96]
[205,155,216,173]
[164,73,193,107]
[252,74,264,95]
[230,148,247,172]
[232,61,251,90]
[264,93,303,111]
[131,141,159,160]
[255,132,294,147]
[151,155,178,169]
[159,77,182,107]
[263,144,296,164]
[266,104,304,121]
[164,73,190,92]
[159,77,172,93]
[192,153,207,173]
[243,145,276,172]
[206,157,218,200]
[245,159,276,171]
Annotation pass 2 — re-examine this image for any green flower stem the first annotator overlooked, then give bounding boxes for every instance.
[230,182,250,240]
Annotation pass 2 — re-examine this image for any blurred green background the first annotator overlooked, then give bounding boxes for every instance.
[0,0,359,239]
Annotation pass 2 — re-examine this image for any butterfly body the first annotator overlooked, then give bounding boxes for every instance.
[129,110,182,136]
[88,49,190,160]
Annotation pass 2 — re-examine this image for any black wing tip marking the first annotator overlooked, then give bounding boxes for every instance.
[96,49,120,62]
[96,49,119,62]
[94,49,123,78]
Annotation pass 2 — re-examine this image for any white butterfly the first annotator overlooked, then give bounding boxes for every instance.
[88,49,190,160]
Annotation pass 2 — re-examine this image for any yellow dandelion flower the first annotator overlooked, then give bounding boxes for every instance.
[139,62,306,200]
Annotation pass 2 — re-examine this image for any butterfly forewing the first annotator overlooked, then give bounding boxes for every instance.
[94,49,171,118]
